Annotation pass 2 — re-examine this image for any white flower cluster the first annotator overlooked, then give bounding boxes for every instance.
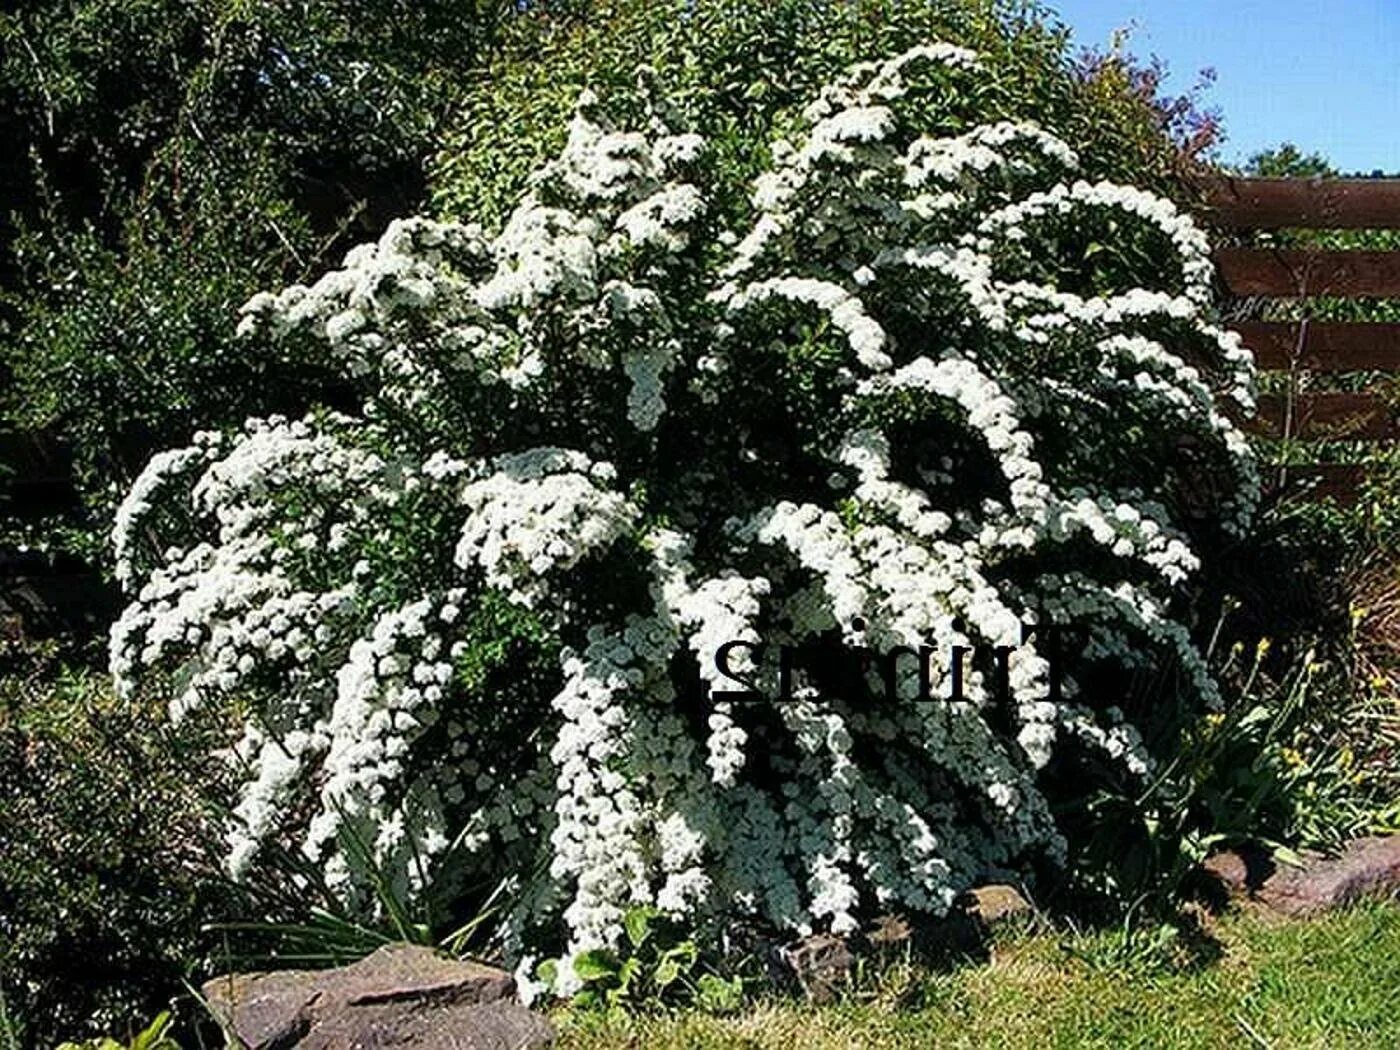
[454,449,638,607]
[113,45,1257,985]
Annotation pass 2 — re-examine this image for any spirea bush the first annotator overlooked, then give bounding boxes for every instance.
[110,45,1258,992]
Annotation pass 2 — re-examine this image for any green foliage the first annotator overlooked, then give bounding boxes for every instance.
[1063,606,1398,919]
[1,200,324,565]
[556,903,1400,1049]
[0,653,234,1049]
[1245,143,1335,179]
[55,1012,179,1050]
[0,0,507,233]
[433,0,1202,228]
[547,906,746,1014]
[0,0,513,564]
[0,986,20,1050]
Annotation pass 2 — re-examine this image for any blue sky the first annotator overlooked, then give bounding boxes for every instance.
[1046,1,1400,174]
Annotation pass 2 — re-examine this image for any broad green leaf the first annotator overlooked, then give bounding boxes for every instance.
[654,955,682,988]
[572,948,618,983]
[624,905,657,949]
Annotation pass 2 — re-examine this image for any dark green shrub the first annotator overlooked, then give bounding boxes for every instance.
[0,647,232,1048]
[432,0,1208,227]
[0,0,513,565]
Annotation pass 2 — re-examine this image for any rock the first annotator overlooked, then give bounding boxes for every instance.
[297,1000,554,1050]
[859,885,1031,971]
[1200,846,1257,895]
[1257,836,1400,916]
[966,884,1033,926]
[203,943,554,1050]
[777,884,1033,1000]
[866,913,912,950]
[1202,836,1400,916]
[204,971,319,1050]
[780,932,855,1004]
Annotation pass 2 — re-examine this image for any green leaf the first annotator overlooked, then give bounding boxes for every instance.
[535,958,559,988]
[131,1012,173,1050]
[572,987,603,1010]
[654,942,696,989]
[653,955,682,989]
[696,973,745,1014]
[616,956,641,997]
[623,905,657,950]
[572,948,619,984]
[1271,843,1308,869]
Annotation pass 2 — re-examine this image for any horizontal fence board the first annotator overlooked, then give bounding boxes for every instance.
[1209,179,1400,503]
[1202,177,1400,229]
[1232,321,1400,371]
[1253,391,1399,440]
[1216,249,1400,298]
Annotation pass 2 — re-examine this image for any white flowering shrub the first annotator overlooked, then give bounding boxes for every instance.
[111,45,1257,989]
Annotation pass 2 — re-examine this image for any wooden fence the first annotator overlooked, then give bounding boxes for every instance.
[1203,176,1400,503]
[5,177,1400,631]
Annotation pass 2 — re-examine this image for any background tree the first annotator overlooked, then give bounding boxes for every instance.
[0,0,515,567]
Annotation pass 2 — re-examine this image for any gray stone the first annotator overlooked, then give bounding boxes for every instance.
[774,883,1034,1001]
[866,913,913,950]
[298,1000,554,1050]
[966,884,1033,925]
[1202,835,1400,916]
[203,943,553,1050]
[1200,845,1259,895]
[780,932,855,1004]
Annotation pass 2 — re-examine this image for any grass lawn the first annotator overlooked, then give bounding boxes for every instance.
[555,902,1400,1049]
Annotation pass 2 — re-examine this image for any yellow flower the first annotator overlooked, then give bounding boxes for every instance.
[1256,637,1273,659]
[1280,746,1304,769]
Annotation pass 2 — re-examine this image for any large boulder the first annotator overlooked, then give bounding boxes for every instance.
[203,943,554,1050]
[1202,835,1400,916]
